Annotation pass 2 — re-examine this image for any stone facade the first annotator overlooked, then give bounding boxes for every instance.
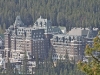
[3,16,99,73]
[51,34,86,62]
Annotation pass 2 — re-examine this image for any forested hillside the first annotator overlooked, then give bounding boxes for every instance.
[0,0,100,33]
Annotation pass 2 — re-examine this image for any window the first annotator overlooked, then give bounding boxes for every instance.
[40,22,42,26]
[36,35,38,38]
[44,22,46,25]
[33,36,35,38]
[39,35,41,37]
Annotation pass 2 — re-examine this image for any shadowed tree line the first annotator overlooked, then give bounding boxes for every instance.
[78,32,100,75]
[0,50,85,75]
[0,0,100,33]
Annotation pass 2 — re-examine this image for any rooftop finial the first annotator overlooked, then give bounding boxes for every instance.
[14,15,24,27]
[40,16,42,18]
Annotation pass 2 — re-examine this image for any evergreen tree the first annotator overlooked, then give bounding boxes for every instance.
[0,0,100,31]
[14,68,19,75]
[78,33,100,75]
[6,58,14,75]
[22,50,28,75]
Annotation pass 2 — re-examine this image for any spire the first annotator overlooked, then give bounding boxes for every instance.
[86,28,93,38]
[40,16,42,18]
[14,16,24,27]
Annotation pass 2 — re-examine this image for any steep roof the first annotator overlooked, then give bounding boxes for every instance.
[33,16,62,34]
[14,16,24,27]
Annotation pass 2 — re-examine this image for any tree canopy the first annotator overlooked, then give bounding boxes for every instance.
[78,33,100,75]
[0,0,100,33]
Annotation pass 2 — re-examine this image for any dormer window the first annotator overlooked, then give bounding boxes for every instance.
[40,22,42,27]
[44,22,46,25]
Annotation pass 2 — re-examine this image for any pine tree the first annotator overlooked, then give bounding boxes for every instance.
[6,58,14,75]
[22,50,28,75]
[35,50,39,75]
[78,32,100,75]
[14,68,19,75]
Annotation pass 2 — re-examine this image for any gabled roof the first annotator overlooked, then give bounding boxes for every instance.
[33,16,63,34]
[14,16,24,27]
[86,29,93,38]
